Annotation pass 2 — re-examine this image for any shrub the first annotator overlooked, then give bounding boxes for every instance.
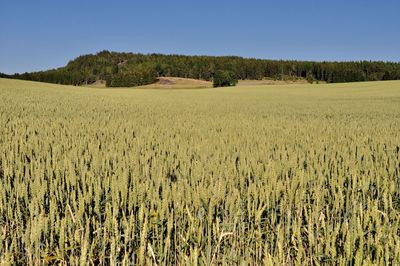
[213,70,238,88]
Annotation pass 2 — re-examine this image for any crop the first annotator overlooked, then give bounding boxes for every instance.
[0,78,399,265]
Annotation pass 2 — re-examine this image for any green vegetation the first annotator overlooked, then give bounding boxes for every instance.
[5,50,400,87]
[0,78,400,264]
[213,70,238,87]
[106,63,158,87]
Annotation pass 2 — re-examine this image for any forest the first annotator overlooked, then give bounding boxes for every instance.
[3,50,400,87]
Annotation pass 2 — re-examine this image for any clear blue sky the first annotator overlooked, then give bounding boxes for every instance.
[1,0,399,74]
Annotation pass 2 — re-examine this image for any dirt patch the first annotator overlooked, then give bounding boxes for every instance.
[137,77,212,89]
[92,80,106,86]
[83,80,107,88]
[157,78,175,85]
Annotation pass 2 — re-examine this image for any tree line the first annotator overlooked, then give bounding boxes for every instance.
[3,50,400,87]
[0,72,9,78]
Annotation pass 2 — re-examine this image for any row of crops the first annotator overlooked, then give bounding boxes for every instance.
[0,79,399,264]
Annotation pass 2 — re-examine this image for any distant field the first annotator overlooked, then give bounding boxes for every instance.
[82,76,311,89]
[237,78,310,86]
[138,77,212,89]
[82,77,213,89]
[0,78,399,264]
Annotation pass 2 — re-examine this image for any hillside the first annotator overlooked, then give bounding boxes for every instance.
[82,77,213,89]
[4,50,400,88]
[137,77,212,89]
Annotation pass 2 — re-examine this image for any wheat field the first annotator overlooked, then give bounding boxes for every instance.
[0,78,399,265]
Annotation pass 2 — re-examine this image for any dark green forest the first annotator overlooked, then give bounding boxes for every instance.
[0,72,8,78]
[3,50,400,87]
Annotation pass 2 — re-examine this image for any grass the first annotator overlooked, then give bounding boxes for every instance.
[138,77,212,89]
[81,76,311,89]
[81,77,213,89]
[0,78,399,264]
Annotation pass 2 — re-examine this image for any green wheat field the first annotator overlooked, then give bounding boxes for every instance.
[0,78,400,265]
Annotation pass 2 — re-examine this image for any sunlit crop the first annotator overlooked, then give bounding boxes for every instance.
[0,78,399,265]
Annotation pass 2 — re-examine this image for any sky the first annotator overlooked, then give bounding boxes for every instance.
[0,0,399,74]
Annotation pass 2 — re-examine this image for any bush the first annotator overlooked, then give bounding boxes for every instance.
[307,73,315,84]
[213,70,238,88]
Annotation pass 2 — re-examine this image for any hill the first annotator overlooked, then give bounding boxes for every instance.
[4,50,400,87]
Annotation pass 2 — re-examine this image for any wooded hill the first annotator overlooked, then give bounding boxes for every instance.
[3,50,400,87]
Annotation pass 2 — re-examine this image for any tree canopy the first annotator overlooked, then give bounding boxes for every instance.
[213,70,238,87]
[4,50,400,87]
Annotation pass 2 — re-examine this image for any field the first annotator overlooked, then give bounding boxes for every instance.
[82,77,311,90]
[83,77,212,89]
[0,78,399,265]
